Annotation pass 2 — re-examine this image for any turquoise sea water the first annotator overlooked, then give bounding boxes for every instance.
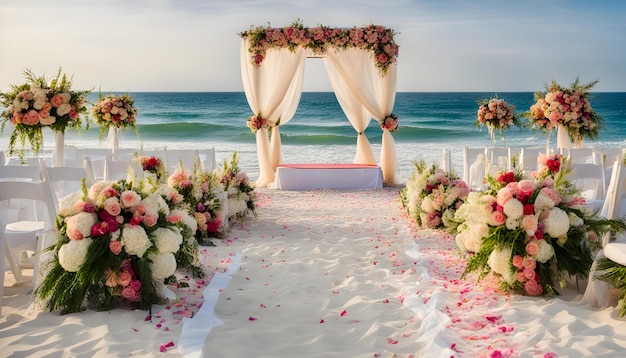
[2,92,625,182]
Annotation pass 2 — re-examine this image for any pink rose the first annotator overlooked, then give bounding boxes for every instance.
[524,280,543,296]
[109,240,123,255]
[490,211,507,226]
[102,187,119,198]
[167,214,181,224]
[129,279,142,291]
[120,190,141,208]
[523,268,536,280]
[143,214,158,227]
[522,257,536,270]
[50,94,65,107]
[67,227,84,240]
[121,286,140,302]
[512,255,524,269]
[540,187,561,205]
[496,187,513,207]
[526,241,539,256]
[103,198,122,216]
[517,180,535,197]
[520,215,538,236]
[516,271,527,282]
[118,271,132,287]
[22,110,40,125]
[105,270,118,287]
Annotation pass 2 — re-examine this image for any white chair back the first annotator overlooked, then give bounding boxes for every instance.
[0,180,57,314]
[0,151,5,166]
[164,148,203,173]
[568,163,607,201]
[463,146,487,189]
[197,148,217,172]
[104,157,144,181]
[441,148,452,173]
[41,163,93,208]
[520,147,545,173]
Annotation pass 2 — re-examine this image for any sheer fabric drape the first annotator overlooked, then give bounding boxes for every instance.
[325,48,398,185]
[240,39,306,186]
[324,58,376,165]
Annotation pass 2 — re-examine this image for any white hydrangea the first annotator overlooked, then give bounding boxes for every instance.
[543,207,570,238]
[141,193,170,217]
[505,217,520,230]
[535,239,555,263]
[420,196,434,213]
[503,198,523,220]
[152,227,183,254]
[228,198,248,218]
[534,191,556,211]
[441,209,456,228]
[148,252,177,280]
[87,181,115,203]
[488,246,515,284]
[444,186,460,207]
[58,192,83,217]
[66,212,97,240]
[58,238,93,272]
[121,224,152,257]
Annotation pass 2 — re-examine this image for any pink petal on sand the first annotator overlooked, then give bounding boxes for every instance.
[319,318,325,323]
[340,309,347,317]
[248,316,257,321]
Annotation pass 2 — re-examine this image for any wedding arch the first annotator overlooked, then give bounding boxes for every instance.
[239,21,400,187]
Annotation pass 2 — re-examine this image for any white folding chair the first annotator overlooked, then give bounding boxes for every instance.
[41,163,94,208]
[463,146,487,190]
[441,148,452,173]
[520,147,545,173]
[0,150,5,166]
[164,148,203,173]
[1,180,57,308]
[197,147,217,172]
[562,147,600,164]
[580,160,626,309]
[104,156,144,181]
[568,162,607,213]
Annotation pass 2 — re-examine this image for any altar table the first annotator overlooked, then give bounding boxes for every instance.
[271,164,383,190]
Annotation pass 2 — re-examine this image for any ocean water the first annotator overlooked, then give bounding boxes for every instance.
[2,92,625,183]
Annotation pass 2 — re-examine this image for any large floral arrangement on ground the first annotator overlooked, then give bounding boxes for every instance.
[400,160,471,233]
[167,164,226,246]
[455,154,625,296]
[0,68,90,158]
[475,96,520,141]
[35,178,198,313]
[239,20,398,74]
[219,152,257,222]
[525,77,603,145]
[91,93,138,139]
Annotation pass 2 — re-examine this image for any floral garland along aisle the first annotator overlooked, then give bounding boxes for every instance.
[454,154,626,296]
[35,151,258,314]
[0,68,90,161]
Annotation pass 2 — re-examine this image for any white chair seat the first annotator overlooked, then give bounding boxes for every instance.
[6,220,44,233]
[604,243,626,266]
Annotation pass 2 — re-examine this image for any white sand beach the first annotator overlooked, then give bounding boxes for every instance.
[2,187,626,357]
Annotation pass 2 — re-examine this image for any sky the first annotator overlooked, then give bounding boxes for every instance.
[1,0,625,92]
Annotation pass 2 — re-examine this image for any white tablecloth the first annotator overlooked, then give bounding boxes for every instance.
[270,164,383,190]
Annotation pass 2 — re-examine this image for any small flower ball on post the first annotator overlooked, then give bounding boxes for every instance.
[475,96,520,141]
[380,113,399,132]
[247,114,268,133]
[91,93,139,139]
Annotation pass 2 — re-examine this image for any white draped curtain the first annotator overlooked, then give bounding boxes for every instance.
[324,48,398,185]
[324,58,376,165]
[240,39,306,187]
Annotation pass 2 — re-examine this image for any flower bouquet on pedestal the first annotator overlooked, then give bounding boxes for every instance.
[525,77,603,147]
[35,178,188,313]
[400,160,470,233]
[454,154,626,296]
[219,152,257,223]
[475,95,520,146]
[0,68,90,161]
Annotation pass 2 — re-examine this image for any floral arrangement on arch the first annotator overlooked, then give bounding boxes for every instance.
[167,163,227,247]
[239,19,399,75]
[0,68,90,159]
[454,153,626,296]
[475,96,520,142]
[525,77,604,145]
[34,178,197,313]
[380,113,399,132]
[246,114,269,133]
[400,160,471,233]
[219,151,258,223]
[91,93,139,139]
